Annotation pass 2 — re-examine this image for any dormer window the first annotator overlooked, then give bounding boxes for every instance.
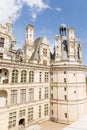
[0,37,4,47]
[43,60,47,65]
[43,48,47,57]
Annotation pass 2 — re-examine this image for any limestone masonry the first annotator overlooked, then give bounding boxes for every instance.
[0,17,86,130]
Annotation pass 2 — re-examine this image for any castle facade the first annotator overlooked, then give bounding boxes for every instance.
[0,18,86,130]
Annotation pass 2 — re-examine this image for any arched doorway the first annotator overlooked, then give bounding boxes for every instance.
[19,118,25,126]
[0,90,7,107]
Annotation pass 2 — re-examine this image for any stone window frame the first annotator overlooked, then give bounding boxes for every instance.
[64,95,67,100]
[43,48,47,57]
[64,87,66,91]
[44,72,49,82]
[11,69,18,83]
[0,37,4,48]
[11,90,17,105]
[29,88,34,102]
[21,70,27,83]
[19,109,25,118]
[43,60,47,65]
[8,112,16,129]
[64,78,66,83]
[44,87,49,99]
[28,107,33,122]
[39,88,41,100]
[44,104,48,116]
[65,113,67,118]
[20,89,26,104]
[39,105,41,118]
[39,72,42,82]
[29,71,34,83]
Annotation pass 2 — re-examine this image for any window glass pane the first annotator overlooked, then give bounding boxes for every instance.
[11,90,17,105]
[29,71,34,83]
[45,72,49,82]
[21,70,27,83]
[8,112,16,129]
[44,87,48,99]
[28,107,33,122]
[29,88,34,101]
[44,104,48,116]
[12,70,18,83]
[20,89,26,103]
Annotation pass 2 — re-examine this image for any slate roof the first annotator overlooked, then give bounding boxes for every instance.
[30,37,42,61]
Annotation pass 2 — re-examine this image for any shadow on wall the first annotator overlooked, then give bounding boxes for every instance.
[0,90,7,108]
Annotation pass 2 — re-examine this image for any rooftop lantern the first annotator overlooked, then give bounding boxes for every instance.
[59,24,67,36]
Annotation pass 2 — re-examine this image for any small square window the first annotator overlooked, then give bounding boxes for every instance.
[64,78,66,83]
[51,102,53,106]
[65,113,67,118]
[64,87,66,91]
[51,87,53,90]
[64,95,67,100]
[51,78,53,83]
[51,110,53,115]
[51,94,53,99]
[43,60,47,65]
[64,71,66,74]
[74,91,76,94]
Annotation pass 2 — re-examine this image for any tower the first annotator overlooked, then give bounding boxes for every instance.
[39,36,50,65]
[50,25,87,124]
[26,24,34,44]
[23,25,34,62]
[55,24,68,62]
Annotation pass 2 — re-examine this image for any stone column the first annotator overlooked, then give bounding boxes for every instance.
[18,69,21,83]
[26,70,29,83]
[17,89,20,105]
[7,90,10,107]
[8,69,12,83]
[26,88,28,103]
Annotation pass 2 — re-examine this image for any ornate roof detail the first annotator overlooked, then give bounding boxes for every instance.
[42,36,49,45]
[60,24,67,28]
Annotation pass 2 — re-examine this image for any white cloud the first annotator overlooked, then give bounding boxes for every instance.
[0,0,50,24]
[23,0,50,21]
[32,13,37,19]
[0,0,22,23]
[23,0,50,10]
[56,7,62,12]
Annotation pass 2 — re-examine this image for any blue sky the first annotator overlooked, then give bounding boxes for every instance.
[0,0,87,65]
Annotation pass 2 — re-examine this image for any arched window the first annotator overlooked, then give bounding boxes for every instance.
[21,70,27,83]
[29,71,34,83]
[12,69,18,83]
